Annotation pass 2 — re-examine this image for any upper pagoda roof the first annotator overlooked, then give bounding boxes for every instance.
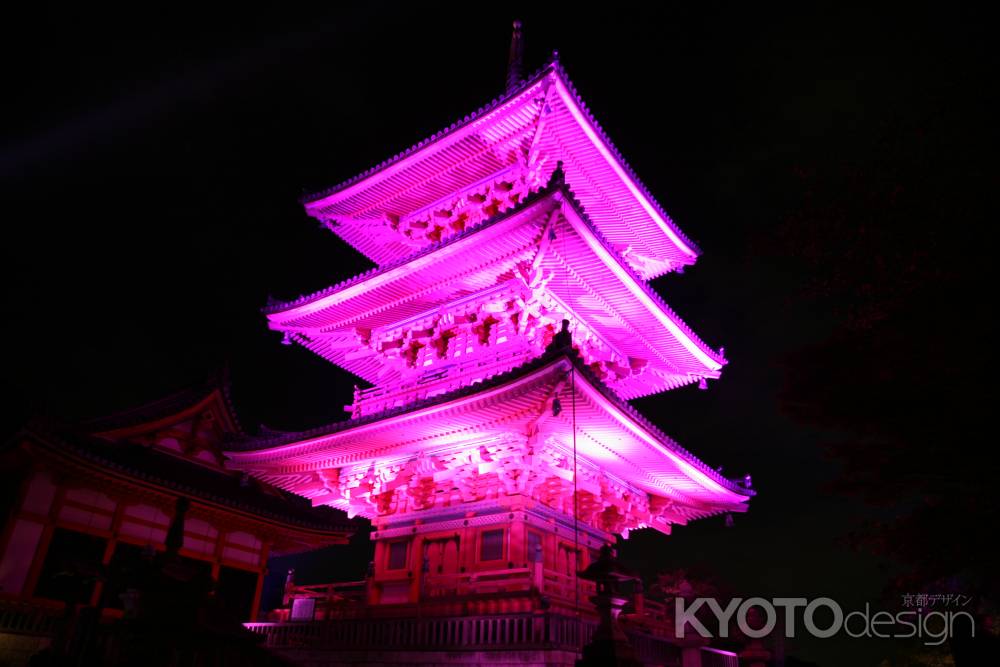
[300,59,700,279]
[224,346,751,525]
[266,178,725,398]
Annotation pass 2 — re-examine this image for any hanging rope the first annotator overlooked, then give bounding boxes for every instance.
[571,364,582,640]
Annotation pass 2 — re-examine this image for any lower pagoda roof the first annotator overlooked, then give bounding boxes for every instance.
[225,345,752,530]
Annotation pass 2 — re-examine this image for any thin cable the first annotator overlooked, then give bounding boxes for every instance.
[571,365,581,642]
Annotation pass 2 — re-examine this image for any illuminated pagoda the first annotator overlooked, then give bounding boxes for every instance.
[229,23,753,666]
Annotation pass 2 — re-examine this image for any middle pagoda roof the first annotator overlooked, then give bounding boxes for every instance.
[299,58,700,280]
[265,178,726,401]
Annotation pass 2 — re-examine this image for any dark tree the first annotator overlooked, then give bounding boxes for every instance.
[762,98,998,664]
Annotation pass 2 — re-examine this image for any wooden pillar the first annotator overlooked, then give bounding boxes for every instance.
[92,499,126,607]
[22,485,66,598]
[508,516,525,566]
[0,463,34,563]
[458,520,475,574]
[250,540,271,621]
[370,539,385,604]
[410,534,425,602]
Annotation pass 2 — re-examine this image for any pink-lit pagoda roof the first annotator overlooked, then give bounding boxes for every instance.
[266,180,725,398]
[300,59,699,279]
[224,347,751,531]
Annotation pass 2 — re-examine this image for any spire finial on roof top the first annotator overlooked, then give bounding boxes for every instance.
[506,20,525,93]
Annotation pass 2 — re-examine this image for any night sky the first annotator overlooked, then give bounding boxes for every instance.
[2,4,993,665]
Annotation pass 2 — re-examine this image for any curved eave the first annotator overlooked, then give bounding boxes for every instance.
[557,190,726,372]
[265,185,559,317]
[301,59,700,271]
[224,349,751,502]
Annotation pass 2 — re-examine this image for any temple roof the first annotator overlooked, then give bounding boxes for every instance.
[300,58,700,279]
[265,179,725,398]
[16,420,359,539]
[8,374,358,548]
[81,370,243,437]
[224,345,752,522]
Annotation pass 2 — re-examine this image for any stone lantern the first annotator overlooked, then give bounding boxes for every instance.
[575,544,642,667]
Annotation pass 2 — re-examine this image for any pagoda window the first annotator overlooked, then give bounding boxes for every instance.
[442,537,459,574]
[527,530,543,564]
[387,539,409,571]
[32,527,106,604]
[556,543,581,575]
[479,528,504,562]
[422,536,460,575]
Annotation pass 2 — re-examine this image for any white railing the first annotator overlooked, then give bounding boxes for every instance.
[245,612,593,651]
[245,612,707,664]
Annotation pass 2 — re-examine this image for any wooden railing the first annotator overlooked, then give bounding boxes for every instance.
[287,580,367,602]
[422,567,534,598]
[0,600,61,637]
[542,570,596,603]
[284,567,595,607]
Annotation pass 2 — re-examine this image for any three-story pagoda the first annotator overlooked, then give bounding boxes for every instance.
[226,26,753,618]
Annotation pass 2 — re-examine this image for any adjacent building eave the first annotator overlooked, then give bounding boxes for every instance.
[15,421,359,539]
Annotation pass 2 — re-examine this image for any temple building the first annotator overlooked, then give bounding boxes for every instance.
[227,24,754,667]
[0,376,356,665]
